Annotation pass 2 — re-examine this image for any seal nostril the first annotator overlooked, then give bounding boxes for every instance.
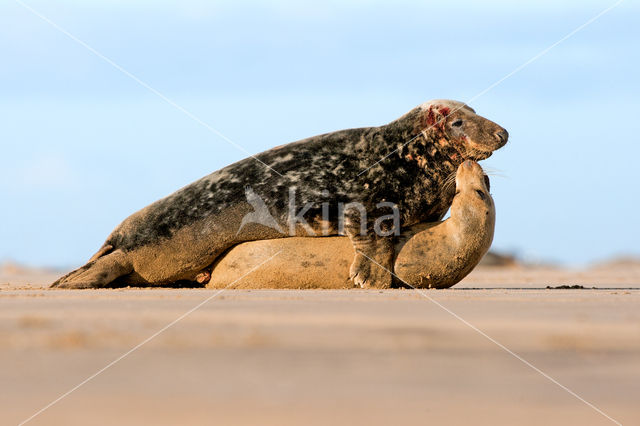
[495,129,508,143]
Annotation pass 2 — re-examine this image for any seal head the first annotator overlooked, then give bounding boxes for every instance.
[393,159,495,288]
[411,100,508,162]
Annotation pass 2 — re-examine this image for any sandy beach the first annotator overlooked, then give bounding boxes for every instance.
[1,261,638,426]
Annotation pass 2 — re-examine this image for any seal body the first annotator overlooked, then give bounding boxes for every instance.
[205,160,494,289]
[51,100,507,289]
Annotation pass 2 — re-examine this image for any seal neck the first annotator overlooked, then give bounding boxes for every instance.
[382,107,436,144]
[381,106,464,169]
[447,201,495,252]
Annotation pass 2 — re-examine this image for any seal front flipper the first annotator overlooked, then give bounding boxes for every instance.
[348,234,394,288]
[50,249,133,289]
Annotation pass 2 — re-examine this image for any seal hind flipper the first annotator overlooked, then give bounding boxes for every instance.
[50,250,133,289]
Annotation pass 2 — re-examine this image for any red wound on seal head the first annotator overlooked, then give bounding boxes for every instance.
[425,105,448,133]
[426,107,437,126]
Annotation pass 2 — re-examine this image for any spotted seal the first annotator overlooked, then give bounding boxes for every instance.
[51,100,507,289]
[205,160,494,289]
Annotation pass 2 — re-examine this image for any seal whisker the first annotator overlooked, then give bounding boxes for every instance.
[443,178,456,192]
[443,172,457,187]
[442,172,458,193]
[482,167,508,178]
[483,172,508,179]
[482,167,505,173]
[442,176,454,191]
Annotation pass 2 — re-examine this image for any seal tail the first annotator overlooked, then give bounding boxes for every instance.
[50,245,133,289]
[50,243,114,287]
[50,260,96,288]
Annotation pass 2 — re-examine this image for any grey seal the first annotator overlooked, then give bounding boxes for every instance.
[51,100,507,289]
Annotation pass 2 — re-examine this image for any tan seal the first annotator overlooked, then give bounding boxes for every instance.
[207,160,494,289]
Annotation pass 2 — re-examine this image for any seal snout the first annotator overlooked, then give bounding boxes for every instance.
[494,128,509,146]
[462,160,481,173]
[456,160,485,192]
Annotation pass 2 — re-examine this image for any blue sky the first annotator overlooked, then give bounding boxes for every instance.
[1,0,638,267]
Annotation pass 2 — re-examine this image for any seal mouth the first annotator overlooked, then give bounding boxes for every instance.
[465,148,493,162]
[475,150,492,161]
[463,128,508,161]
[453,160,489,200]
[465,137,507,161]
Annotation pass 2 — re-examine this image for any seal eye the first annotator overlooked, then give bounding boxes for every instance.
[475,189,486,200]
[451,119,463,127]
